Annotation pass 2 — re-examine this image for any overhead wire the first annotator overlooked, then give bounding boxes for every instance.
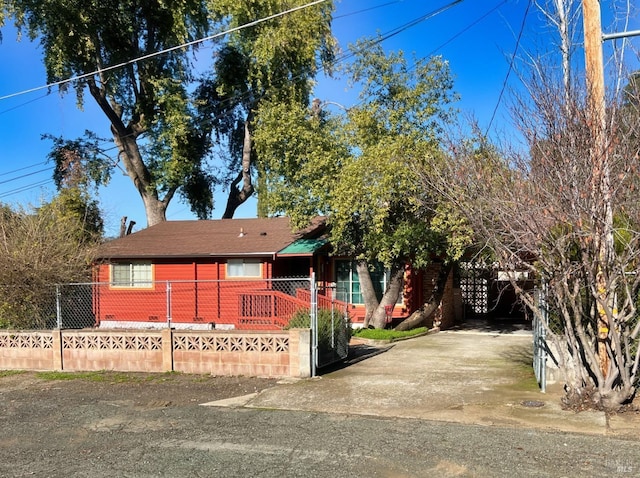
[0,160,48,177]
[0,0,331,102]
[1,0,508,201]
[0,93,51,117]
[332,1,404,20]
[485,0,532,136]
[0,179,52,199]
[425,1,508,58]
[0,167,52,185]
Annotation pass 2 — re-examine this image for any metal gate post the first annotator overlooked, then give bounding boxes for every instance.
[166,281,172,328]
[56,285,62,329]
[533,283,548,393]
[539,282,548,393]
[310,273,318,377]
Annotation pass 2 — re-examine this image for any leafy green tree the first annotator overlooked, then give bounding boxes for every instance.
[6,0,213,226]
[45,135,105,239]
[256,41,471,329]
[196,0,335,218]
[3,0,334,225]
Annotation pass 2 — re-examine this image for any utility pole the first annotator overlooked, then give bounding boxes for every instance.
[582,0,605,121]
[582,0,612,379]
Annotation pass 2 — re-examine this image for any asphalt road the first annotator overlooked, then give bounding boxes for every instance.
[1,379,639,478]
[2,329,640,477]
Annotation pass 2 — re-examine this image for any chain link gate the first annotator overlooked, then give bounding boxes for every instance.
[310,274,350,376]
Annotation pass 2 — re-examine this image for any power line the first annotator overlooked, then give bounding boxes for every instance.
[425,1,508,58]
[0,161,49,177]
[0,0,331,102]
[0,179,53,199]
[333,1,404,20]
[376,0,464,44]
[0,167,52,186]
[485,0,532,136]
[0,93,52,116]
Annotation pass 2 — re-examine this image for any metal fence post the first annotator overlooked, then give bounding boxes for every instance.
[310,273,318,377]
[533,283,548,393]
[166,281,172,328]
[539,281,548,393]
[56,285,62,329]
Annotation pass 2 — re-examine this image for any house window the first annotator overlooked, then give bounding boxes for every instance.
[335,260,402,305]
[227,259,262,278]
[111,262,153,288]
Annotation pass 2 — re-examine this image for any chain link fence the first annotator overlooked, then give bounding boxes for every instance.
[1,277,352,374]
[0,284,59,330]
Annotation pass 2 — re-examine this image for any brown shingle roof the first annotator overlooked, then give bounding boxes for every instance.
[97,217,326,260]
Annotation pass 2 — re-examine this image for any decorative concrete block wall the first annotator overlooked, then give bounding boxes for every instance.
[61,329,166,373]
[0,331,57,371]
[0,328,311,378]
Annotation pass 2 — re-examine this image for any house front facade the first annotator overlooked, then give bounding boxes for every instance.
[93,217,456,330]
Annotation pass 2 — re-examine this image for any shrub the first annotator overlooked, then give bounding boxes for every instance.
[286,308,351,350]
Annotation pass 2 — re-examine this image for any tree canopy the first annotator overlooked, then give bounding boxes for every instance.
[255,40,471,328]
[2,0,335,226]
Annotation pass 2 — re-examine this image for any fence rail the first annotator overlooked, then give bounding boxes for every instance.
[46,278,317,331]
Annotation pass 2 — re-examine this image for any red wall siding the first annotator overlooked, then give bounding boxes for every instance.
[96,259,278,328]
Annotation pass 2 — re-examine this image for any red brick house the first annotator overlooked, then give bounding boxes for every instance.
[93,217,456,330]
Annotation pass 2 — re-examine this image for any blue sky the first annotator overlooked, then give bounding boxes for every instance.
[0,0,638,236]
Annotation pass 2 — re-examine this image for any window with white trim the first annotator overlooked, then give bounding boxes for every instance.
[111,262,153,287]
[227,258,262,278]
[335,260,402,305]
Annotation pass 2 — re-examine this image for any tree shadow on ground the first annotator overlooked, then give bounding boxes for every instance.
[449,317,532,334]
[317,344,394,375]
[499,343,534,367]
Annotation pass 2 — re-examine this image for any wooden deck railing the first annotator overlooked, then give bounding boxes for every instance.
[237,289,309,329]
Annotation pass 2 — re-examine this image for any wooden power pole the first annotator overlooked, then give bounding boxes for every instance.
[582,0,605,120]
[582,0,612,379]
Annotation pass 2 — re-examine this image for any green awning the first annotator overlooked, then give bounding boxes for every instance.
[278,238,328,256]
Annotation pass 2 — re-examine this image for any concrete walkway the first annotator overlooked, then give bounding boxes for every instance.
[209,327,640,438]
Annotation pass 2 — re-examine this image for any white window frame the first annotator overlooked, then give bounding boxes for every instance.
[226,258,262,278]
[335,260,403,305]
[110,262,153,288]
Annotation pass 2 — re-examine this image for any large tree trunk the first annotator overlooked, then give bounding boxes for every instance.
[88,78,173,228]
[369,262,405,329]
[116,134,172,227]
[223,119,254,219]
[394,262,452,332]
[357,260,380,328]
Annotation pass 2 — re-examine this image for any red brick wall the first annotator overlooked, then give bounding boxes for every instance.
[421,263,455,330]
